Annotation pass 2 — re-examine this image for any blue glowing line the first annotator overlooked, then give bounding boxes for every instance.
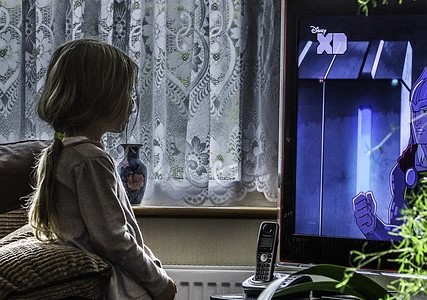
[356,107,372,193]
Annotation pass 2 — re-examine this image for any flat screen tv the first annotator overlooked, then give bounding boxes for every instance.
[280,0,427,271]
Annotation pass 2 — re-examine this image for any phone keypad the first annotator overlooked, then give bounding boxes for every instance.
[255,252,273,281]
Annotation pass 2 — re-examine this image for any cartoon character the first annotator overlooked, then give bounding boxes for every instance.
[353,67,427,240]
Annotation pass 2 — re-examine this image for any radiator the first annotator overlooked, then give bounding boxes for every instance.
[164,265,254,300]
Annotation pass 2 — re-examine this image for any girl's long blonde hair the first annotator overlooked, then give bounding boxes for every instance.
[28,38,137,241]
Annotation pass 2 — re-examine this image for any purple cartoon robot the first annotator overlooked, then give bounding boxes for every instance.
[353,67,427,240]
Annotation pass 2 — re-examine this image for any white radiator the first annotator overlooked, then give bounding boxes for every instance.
[164,265,254,300]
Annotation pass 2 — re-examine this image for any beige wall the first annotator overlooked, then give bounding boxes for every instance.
[138,217,277,266]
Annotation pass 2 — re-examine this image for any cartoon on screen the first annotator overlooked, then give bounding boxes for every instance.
[353,67,427,241]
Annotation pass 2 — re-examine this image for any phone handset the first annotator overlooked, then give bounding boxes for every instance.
[253,221,279,282]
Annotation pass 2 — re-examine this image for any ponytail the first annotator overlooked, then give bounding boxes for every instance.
[28,138,62,241]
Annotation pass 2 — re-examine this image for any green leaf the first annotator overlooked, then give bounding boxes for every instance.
[290,264,390,299]
[274,281,367,299]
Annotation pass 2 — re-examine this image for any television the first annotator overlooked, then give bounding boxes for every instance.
[279,0,427,272]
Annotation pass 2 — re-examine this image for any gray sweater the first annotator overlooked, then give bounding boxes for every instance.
[54,137,168,299]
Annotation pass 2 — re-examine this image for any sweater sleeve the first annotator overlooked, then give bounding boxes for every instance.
[72,155,168,297]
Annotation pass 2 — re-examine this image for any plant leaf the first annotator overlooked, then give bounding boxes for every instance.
[274,281,367,299]
[291,264,390,299]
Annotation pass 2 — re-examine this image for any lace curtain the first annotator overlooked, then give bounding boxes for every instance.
[0,0,281,207]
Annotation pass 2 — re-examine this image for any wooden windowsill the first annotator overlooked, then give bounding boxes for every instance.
[132,206,278,219]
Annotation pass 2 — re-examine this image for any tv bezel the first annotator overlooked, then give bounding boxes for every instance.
[279,0,427,270]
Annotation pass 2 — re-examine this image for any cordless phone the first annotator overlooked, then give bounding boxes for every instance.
[243,221,312,297]
[253,221,279,282]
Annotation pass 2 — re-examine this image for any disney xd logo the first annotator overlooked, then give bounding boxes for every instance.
[310,26,347,55]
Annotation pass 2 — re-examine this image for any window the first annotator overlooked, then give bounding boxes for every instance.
[0,0,281,209]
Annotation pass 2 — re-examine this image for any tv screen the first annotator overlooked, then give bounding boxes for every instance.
[280,0,427,270]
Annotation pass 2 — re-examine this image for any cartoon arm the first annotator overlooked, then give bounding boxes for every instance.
[352,163,404,241]
[388,163,407,227]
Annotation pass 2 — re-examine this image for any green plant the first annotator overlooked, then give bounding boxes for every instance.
[357,0,413,15]
[272,264,390,299]
[343,179,427,299]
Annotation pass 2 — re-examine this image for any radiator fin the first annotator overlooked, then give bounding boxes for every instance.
[165,265,254,300]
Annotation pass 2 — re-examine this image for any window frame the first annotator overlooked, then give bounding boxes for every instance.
[133,206,278,219]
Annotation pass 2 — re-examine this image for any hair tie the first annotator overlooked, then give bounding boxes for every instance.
[54,132,64,142]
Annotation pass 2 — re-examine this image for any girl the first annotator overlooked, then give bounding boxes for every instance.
[28,38,177,300]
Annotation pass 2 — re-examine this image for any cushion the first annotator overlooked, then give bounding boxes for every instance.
[0,208,28,239]
[0,225,112,299]
[0,140,51,214]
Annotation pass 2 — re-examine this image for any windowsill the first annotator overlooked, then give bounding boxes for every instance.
[132,206,278,219]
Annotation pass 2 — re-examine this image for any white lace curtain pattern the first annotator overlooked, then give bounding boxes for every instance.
[0,0,281,207]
